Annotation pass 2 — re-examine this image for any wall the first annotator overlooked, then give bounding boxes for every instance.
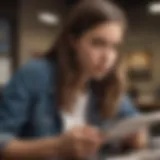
[18,0,60,66]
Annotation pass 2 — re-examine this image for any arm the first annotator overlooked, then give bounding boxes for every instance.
[119,96,148,149]
[2,137,61,159]
[0,62,60,159]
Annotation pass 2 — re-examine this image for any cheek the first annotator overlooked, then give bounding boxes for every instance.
[83,44,104,65]
[106,51,118,68]
[77,43,100,65]
[110,52,117,63]
[75,43,96,71]
[89,50,102,65]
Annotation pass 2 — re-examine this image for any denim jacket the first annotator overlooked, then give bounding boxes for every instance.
[0,58,138,151]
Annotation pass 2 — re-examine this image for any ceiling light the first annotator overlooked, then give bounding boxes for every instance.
[38,12,59,25]
[148,2,160,14]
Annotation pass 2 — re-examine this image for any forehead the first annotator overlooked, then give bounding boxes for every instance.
[82,22,124,43]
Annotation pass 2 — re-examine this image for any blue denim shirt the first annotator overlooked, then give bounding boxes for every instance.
[0,58,138,151]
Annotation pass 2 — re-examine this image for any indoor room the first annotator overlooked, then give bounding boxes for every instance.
[0,0,160,159]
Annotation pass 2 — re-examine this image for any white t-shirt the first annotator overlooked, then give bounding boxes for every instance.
[60,93,89,132]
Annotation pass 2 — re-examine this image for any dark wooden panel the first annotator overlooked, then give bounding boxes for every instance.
[0,0,20,72]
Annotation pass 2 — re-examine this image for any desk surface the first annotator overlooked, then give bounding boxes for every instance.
[107,149,160,160]
[108,137,160,160]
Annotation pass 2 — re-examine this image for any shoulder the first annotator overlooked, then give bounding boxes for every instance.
[117,95,139,118]
[10,58,55,93]
[20,58,52,77]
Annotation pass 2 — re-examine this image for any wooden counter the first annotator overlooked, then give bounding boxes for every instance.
[138,103,160,109]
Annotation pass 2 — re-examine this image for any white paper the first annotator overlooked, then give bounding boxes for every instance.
[102,112,160,142]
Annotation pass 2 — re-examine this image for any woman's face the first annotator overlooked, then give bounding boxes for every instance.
[73,22,124,80]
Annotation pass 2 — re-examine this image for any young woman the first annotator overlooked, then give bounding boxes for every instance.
[0,0,147,159]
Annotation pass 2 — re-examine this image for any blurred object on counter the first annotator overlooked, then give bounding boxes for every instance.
[137,94,155,106]
[154,85,160,102]
[127,51,152,82]
[127,83,139,102]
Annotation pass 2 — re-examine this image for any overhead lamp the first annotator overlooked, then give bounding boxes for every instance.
[148,2,160,14]
[38,12,59,25]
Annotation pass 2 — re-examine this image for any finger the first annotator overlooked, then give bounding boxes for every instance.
[83,131,104,145]
[75,144,88,159]
[75,143,98,159]
[81,142,100,158]
[72,126,103,148]
[85,127,104,139]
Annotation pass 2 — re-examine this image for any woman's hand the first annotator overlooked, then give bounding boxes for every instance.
[123,128,148,149]
[56,126,104,159]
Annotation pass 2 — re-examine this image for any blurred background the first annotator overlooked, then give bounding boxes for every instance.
[0,0,160,134]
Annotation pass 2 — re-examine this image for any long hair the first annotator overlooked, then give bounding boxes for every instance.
[46,0,126,118]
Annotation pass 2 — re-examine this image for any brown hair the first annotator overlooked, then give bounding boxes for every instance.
[46,0,126,118]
